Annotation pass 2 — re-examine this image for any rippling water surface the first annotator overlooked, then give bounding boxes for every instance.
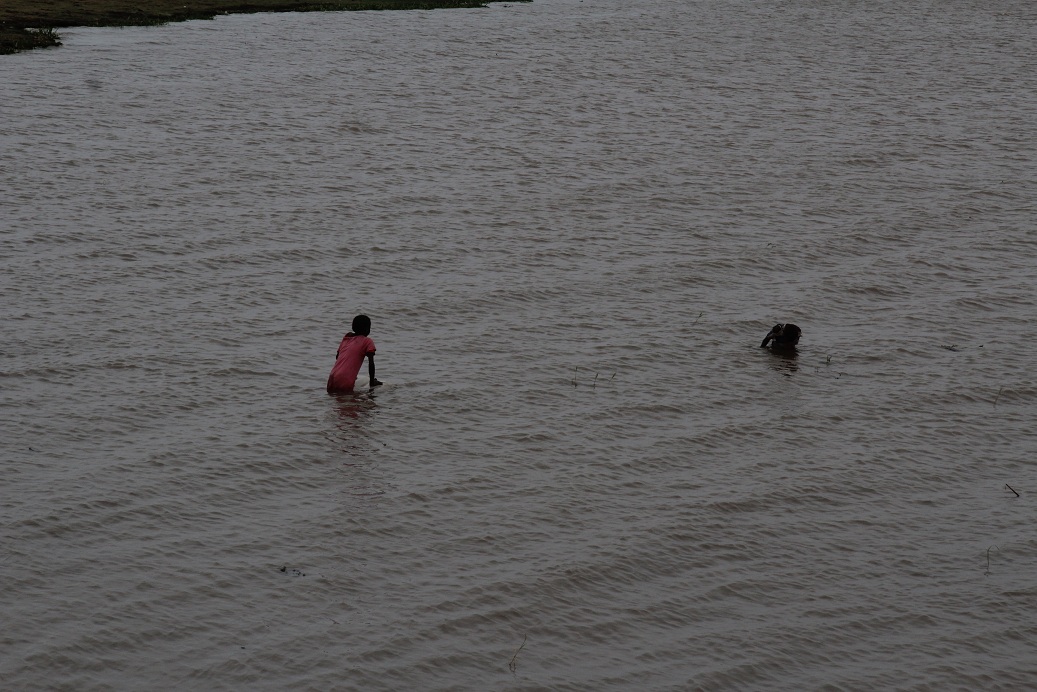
[3,0,1037,688]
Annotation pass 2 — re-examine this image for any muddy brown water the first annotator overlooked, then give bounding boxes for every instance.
[3,0,1037,688]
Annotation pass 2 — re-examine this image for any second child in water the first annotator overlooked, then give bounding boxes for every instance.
[327,314,383,394]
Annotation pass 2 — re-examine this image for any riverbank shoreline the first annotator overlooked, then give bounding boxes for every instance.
[1,0,519,56]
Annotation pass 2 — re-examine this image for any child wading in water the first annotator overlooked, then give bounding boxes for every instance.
[327,314,383,393]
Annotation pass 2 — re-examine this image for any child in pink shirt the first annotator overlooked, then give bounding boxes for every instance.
[327,314,382,394]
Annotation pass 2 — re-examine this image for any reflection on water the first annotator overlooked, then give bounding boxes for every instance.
[766,348,799,375]
[332,391,378,421]
[328,391,379,460]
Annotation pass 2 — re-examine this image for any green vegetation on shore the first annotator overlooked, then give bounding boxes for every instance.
[1,0,517,55]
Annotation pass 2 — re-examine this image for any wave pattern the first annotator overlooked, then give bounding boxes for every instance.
[3,0,1037,688]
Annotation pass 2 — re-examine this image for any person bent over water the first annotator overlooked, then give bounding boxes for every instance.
[327,314,382,393]
[761,323,801,350]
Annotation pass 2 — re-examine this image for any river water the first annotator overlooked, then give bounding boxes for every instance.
[3,0,1037,688]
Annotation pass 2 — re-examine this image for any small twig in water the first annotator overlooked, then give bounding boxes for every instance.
[1006,484,1020,498]
[691,311,704,325]
[574,368,618,388]
[508,634,527,674]
[985,545,999,575]
[993,386,1004,408]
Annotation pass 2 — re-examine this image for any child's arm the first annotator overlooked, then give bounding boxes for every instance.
[368,354,382,387]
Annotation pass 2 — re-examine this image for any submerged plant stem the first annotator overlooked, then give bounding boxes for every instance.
[508,634,527,674]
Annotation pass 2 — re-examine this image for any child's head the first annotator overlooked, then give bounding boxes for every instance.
[351,314,372,336]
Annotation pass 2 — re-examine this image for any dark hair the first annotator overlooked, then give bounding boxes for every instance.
[351,314,371,335]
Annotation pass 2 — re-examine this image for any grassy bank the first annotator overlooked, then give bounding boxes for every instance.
[1,0,515,55]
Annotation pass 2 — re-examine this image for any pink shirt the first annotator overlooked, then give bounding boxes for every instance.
[326,334,376,393]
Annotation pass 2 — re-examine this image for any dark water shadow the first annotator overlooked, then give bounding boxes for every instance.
[766,347,799,375]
